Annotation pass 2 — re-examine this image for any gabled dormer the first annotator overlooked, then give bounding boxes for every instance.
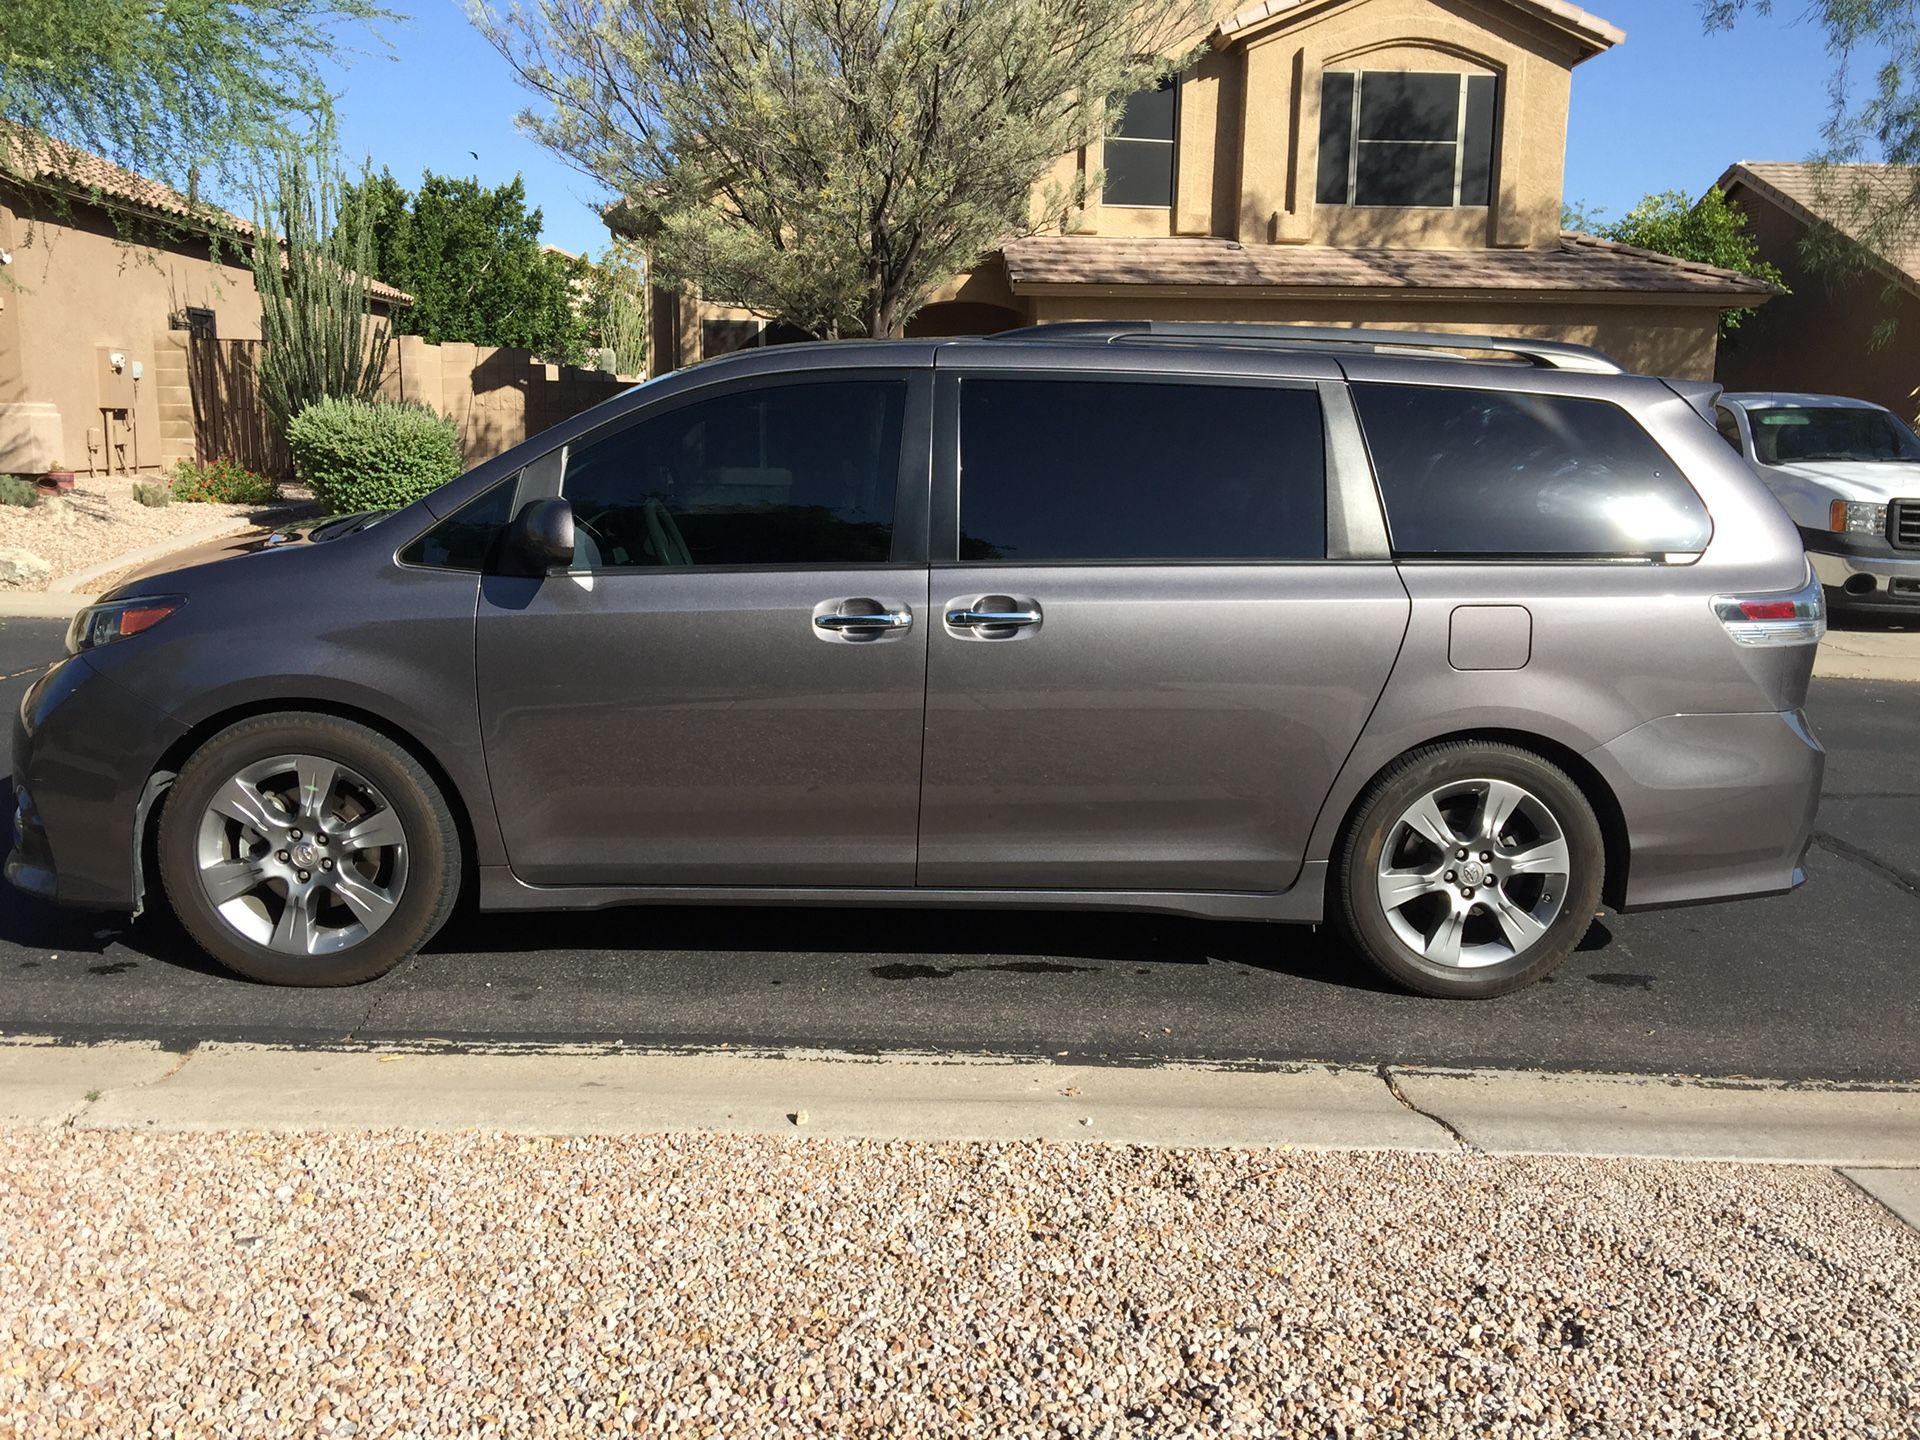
[1065,0,1621,251]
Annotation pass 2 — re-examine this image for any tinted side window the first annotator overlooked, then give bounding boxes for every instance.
[1715,407,1745,454]
[562,379,905,569]
[398,479,515,570]
[1353,384,1712,557]
[958,379,1326,562]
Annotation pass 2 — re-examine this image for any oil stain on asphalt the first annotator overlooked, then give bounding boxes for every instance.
[1588,972,1655,990]
[871,961,1100,981]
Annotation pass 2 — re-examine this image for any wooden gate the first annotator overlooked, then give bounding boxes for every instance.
[187,337,291,478]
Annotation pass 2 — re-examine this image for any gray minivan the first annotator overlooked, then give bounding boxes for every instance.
[9,324,1826,998]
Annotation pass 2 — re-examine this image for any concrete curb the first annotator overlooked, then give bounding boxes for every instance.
[0,591,86,619]
[3,1039,1915,1171]
[1815,652,1920,683]
[1391,1068,1920,1167]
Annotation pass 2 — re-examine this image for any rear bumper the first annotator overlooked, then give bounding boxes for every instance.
[7,655,185,910]
[1589,709,1824,912]
[1802,531,1920,609]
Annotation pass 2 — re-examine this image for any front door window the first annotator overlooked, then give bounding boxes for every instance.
[561,378,907,568]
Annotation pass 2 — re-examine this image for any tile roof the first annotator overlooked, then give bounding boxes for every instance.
[1718,162,1920,293]
[997,233,1777,300]
[1216,0,1623,54]
[3,131,413,306]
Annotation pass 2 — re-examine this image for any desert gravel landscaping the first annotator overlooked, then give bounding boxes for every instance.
[1,1129,1914,1438]
[0,478,290,592]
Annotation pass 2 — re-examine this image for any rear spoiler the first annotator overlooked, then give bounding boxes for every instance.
[1662,378,1725,426]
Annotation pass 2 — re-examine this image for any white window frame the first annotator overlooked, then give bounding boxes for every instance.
[1334,70,1483,210]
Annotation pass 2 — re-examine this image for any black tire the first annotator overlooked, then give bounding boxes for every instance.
[1334,741,1604,999]
[158,714,460,986]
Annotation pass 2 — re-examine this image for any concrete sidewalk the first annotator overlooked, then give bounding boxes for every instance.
[4,1037,1914,1178]
[1815,621,1920,681]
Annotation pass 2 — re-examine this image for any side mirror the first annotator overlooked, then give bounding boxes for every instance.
[507,497,575,574]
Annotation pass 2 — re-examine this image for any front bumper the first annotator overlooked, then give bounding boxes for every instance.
[1801,530,1920,608]
[8,655,186,909]
[1589,709,1824,912]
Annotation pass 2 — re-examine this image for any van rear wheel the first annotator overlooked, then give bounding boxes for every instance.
[158,714,460,986]
[1335,742,1604,998]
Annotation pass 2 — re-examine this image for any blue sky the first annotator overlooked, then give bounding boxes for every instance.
[317,0,1856,257]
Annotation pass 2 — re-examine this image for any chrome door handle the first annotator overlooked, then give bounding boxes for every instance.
[945,608,1041,628]
[814,611,912,631]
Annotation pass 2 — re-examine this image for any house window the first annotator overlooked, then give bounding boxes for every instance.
[1316,71,1497,208]
[1103,79,1176,208]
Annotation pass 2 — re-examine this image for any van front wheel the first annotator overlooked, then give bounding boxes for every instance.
[158,714,461,986]
[1335,743,1604,998]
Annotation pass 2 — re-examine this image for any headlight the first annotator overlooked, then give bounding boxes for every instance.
[65,596,183,655]
[1829,499,1889,536]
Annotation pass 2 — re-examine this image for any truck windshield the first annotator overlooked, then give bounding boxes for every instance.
[1748,405,1920,465]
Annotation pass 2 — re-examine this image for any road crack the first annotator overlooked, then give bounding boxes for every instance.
[61,1044,198,1127]
[1378,1065,1479,1152]
[1812,831,1920,900]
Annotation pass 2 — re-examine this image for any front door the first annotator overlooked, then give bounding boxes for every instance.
[477,370,932,886]
[918,368,1409,893]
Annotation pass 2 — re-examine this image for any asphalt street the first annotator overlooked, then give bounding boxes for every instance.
[1,614,1914,1080]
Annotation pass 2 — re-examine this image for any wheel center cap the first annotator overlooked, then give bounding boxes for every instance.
[291,842,317,868]
[1460,860,1487,887]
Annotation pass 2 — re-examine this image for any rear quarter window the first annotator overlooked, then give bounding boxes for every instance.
[1353,384,1712,558]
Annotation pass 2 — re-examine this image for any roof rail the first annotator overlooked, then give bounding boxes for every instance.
[984,321,1626,374]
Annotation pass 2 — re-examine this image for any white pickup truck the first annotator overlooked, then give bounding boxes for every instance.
[1715,392,1920,617]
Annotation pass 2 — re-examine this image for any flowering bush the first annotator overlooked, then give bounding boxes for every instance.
[171,458,280,505]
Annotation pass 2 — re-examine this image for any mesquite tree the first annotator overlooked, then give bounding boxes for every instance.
[473,0,1210,339]
[0,0,390,195]
[250,127,392,428]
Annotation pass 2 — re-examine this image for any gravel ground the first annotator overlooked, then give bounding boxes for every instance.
[1,1130,1914,1439]
[0,479,280,591]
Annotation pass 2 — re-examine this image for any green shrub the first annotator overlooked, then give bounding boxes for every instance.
[131,481,172,508]
[171,457,279,505]
[286,398,463,514]
[0,475,42,508]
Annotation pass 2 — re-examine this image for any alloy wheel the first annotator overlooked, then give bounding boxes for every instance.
[193,753,410,956]
[1373,777,1572,969]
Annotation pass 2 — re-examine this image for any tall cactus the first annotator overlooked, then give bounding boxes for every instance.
[250,121,392,428]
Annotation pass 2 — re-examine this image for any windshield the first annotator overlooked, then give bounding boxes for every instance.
[1747,405,1920,465]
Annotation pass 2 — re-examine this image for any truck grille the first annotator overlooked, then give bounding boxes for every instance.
[1895,499,1920,550]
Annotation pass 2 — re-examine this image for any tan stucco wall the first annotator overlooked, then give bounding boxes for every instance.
[0,191,264,475]
[1713,185,1920,417]
[1064,0,1584,250]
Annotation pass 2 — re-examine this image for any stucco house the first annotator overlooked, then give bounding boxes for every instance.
[639,0,1775,379]
[1713,162,1919,416]
[0,136,409,480]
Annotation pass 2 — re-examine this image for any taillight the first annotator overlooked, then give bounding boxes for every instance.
[1711,569,1826,647]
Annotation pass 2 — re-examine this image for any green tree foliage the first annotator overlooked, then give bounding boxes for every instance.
[250,126,392,428]
[345,168,590,363]
[1596,188,1787,335]
[1704,3,1920,300]
[473,0,1211,339]
[0,0,391,193]
[582,242,648,377]
[287,397,464,513]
